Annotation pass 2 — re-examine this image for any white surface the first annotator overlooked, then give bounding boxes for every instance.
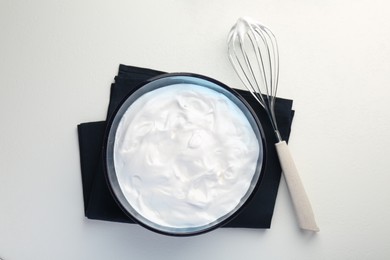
[1,0,390,259]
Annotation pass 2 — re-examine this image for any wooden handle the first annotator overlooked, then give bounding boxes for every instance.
[275,141,319,232]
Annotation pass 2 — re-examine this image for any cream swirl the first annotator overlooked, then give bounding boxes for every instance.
[114,83,260,228]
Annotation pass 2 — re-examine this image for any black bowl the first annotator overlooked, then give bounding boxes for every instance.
[103,73,267,236]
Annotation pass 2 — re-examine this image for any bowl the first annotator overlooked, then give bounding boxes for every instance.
[103,73,266,236]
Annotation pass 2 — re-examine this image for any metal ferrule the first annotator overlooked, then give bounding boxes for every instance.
[275,130,282,143]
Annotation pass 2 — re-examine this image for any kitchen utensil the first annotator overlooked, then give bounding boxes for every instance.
[227,17,319,232]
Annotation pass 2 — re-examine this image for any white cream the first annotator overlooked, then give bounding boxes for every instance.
[113,83,260,228]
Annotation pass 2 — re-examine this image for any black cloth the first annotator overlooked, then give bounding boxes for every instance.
[77,64,294,228]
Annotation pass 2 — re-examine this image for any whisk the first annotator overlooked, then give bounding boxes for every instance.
[227,17,319,232]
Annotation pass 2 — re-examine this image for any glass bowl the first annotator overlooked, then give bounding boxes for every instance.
[103,73,266,236]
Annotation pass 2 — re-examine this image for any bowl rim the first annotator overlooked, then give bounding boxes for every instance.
[102,72,267,236]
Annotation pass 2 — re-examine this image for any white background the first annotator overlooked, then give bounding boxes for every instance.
[1,0,390,259]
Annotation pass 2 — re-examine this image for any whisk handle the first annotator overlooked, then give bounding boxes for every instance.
[275,141,320,232]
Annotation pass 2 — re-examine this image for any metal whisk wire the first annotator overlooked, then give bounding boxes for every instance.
[228,18,281,141]
[227,17,319,232]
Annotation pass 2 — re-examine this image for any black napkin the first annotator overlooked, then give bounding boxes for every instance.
[78,64,294,228]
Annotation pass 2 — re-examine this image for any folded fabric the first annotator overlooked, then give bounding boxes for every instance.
[77,64,294,229]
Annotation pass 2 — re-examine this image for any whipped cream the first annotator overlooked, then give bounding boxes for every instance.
[113,83,260,228]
